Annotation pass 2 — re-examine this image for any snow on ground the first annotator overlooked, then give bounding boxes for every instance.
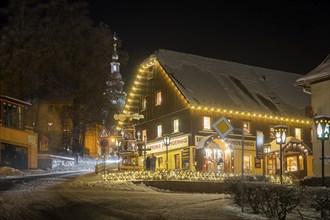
[1,165,320,219]
[0,171,304,220]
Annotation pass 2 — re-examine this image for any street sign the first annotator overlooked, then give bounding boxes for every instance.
[100,127,109,138]
[212,116,234,139]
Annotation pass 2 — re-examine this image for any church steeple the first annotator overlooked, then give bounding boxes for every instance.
[103,32,126,132]
[111,32,120,74]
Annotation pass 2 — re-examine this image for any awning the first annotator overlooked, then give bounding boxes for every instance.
[267,136,312,155]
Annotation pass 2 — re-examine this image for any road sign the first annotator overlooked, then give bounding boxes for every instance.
[99,127,109,138]
[212,116,234,139]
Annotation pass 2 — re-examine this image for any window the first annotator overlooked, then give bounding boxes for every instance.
[2,102,22,129]
[158,157,164,169]
[141,97,147,111]
[244,156,250,170]
[173,119,179,133]
[243,121,251,135]
[155,91,162,106]
[295,128,302,140]
[286,156,298,172]
[142,129,147,142]
[269,125,275,138]
[157,125,162,137]
[299,155,304,170]
[203,116,211,130]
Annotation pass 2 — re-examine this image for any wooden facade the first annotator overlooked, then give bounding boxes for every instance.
[122,50,313,179]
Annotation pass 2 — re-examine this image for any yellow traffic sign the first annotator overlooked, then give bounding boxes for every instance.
[213,116,233,139]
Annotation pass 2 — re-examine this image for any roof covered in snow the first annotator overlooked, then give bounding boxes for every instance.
[296,54,330,88]
[152,49,310,118]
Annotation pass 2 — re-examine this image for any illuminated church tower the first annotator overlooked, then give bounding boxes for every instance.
[103,33,126,131]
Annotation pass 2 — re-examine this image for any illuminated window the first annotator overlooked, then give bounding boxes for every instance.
[203,116,211,130]
[299,155,304,170]
[141,97,147,111]
[155,91,162,106]
[244,156,250,170]
[269,125,275,138]
[173,119,179,133]
[286,156,298,172]
[295,128,302,140]
[243,121,251,135]
[157,124,162,137]
[142,129,147,142]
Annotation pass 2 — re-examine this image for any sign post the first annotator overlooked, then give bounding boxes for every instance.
[99,127,109,175]
[213,116,244,212]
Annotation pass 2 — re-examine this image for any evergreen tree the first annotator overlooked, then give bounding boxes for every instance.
[0,0,128,162]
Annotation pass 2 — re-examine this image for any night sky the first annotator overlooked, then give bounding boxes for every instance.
[1,1,330,83]
[87,0,330,84]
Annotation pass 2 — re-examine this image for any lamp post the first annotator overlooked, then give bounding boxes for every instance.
[274,125,287,184]
[115,139,121,171]
[313,115,330,186]
[163,134,171,170]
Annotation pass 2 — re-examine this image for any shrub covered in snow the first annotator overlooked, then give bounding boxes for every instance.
[300,186,330,219]
[225,177,330,220]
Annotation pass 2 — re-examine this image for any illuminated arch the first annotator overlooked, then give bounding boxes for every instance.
[195,135,234,173]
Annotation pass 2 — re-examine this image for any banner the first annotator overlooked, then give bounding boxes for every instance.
[256,130,264,159]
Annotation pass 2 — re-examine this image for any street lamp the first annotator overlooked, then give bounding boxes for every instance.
[163,134,171,170]
[313,115,330,186]
[274,125,287,184]
[115,139,121,171]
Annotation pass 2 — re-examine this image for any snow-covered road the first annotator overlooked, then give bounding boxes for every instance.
[0,172,267,220]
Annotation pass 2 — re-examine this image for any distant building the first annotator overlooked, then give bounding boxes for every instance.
[296,54,330,178]
[0,95,38,169]
[121,49,313,179]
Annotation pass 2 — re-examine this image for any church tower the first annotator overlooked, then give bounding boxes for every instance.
[103,33,126,130]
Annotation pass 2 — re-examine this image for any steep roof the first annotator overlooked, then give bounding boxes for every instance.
[153,49,310,118]
[296,54,330,89]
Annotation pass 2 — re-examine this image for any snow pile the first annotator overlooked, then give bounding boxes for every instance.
[0,166,23,177]
[58,172,156,192]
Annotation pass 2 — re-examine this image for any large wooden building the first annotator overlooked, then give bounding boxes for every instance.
[121,49,313,178]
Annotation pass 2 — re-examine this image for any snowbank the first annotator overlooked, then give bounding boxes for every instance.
[0,167,23,176]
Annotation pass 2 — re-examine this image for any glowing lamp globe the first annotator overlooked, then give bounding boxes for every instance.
[313,115,330,140]
[274,125,288,144]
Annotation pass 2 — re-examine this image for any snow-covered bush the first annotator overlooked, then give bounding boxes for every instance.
[300,186,330,219]
[224,178,300,219]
